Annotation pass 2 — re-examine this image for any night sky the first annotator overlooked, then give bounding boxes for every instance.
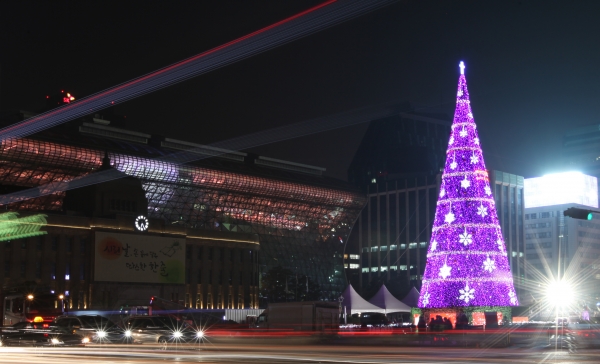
[2,0,600,181]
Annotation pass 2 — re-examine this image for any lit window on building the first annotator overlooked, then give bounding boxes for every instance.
[349,264,359,269]
[400,265,407,270]
[349,254,359,260]
[371,267,378,272]
[361,268,369,273]
[419,242,427,247]
[409,242,417,249]
[371,178,376,184]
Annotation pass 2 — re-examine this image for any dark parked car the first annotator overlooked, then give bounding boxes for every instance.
[124,316,205,348]
[0,322,86,347]
[360,312,389,327]
[52,315,125,343]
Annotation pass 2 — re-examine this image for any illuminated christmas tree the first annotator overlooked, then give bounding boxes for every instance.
[418,62,518,308]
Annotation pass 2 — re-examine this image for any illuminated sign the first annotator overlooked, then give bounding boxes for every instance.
[134,215,149,231]
[524,172,598,209]
[95,232,185,284]
[0,212,47,242]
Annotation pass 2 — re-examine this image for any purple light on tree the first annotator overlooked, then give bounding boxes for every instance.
[418,62,518,308]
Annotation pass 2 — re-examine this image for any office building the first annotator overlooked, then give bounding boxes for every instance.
[489,170,526,291]
[344,175,439,297]
[347,103,451,192]
[524,172,600,304]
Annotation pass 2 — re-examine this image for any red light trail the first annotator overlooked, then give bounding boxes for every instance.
[0,0,396,141]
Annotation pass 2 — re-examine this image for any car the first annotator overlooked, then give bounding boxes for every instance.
[0,322,86,347]
[123,316,205,349]
[51,315,125,343]
[1,321,49,333]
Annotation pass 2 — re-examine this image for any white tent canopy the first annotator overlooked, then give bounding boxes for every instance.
[401,286,420,308]
[368,284,411,313]
[340,284,385,314]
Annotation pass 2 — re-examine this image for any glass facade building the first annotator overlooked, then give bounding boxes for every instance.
[0,116,366,303]
[345,175,439,298]
[348,104,451,192]
[489,170,525,292]
[345,106,451,297]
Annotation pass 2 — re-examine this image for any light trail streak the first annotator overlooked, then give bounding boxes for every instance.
[0,0,396,141]
[1,344,599,363]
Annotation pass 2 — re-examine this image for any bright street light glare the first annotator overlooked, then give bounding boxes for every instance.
[546,280,574,309]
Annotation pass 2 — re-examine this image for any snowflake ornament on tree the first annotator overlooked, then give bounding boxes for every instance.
[477,202,488,217]
[445,209,455,224]
[508,290,517,305]
[431,240,438,251]
[460,176,470,189]
[470,151,479,164]
[418,61,518,308]
[482,255,496,272]
[450,153,457,170]
[459,228,472,246]
[459,283,475,304]
[439,263,452,279]
[422,292,430,306]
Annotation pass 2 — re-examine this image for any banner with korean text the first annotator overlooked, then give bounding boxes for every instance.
[94,232,185,284]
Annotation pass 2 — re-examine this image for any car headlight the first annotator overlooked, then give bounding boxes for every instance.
[173,331,183,338]
[124,330,132,337]
[96,330,107,338]
[82,337,90,343]
[196,331,204,338]
[51,338,61,344]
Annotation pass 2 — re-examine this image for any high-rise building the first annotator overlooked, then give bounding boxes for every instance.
[344,104,449,298]
[348,103,451,192]
[489,171,525,291]
[523,172,600,305]
[344,175,439,298]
